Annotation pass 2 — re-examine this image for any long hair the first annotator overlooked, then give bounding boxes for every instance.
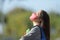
[38,10,50,40]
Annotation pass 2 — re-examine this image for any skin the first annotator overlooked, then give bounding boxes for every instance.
[32,10,43,27]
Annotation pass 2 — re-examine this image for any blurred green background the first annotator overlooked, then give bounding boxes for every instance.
[0,8,60,40]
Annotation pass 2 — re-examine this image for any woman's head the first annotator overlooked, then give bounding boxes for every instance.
[30,10,50,40]
[37,10,50,40]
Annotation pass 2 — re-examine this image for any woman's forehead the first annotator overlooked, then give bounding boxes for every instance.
[36,10,41,16]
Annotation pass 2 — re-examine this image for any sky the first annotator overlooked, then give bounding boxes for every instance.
[2,0,60,14]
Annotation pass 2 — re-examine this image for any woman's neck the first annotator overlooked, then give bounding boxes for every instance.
[33,22,40,26]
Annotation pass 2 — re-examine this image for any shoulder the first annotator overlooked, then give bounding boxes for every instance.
[30,26,40,33]
[32,26,40,30]
[25,26,41,36]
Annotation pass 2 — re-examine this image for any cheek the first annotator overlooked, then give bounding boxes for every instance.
[29,16,35,21]
[29,14,38,21]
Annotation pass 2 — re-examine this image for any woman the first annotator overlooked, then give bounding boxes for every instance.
[19,10,50,40]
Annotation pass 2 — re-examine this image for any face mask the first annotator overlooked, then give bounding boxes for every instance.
[29,13,38,21]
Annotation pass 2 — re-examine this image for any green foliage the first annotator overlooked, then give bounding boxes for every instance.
[5,8,32,39]
[49,12,60,40]
[0,12,3,22]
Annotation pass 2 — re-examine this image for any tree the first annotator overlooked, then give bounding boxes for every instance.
[4,8,32,40]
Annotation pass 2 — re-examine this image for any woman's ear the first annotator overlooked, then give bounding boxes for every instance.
[39,19,43,27]
[41,21,44,27]
[38,19,41,23]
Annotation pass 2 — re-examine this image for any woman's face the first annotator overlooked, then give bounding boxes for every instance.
[35,11,43,27]
[36,10,41,17]
[29,10,42,22]
[29,13,38,21]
